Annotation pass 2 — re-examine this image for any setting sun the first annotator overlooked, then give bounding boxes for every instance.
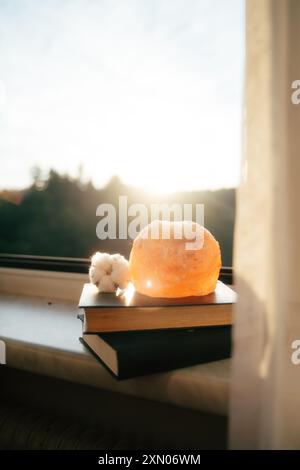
[0,0,244,192]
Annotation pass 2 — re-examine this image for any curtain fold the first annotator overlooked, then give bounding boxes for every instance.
[230,0,300,449]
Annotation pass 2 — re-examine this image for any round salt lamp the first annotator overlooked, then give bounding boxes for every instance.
[129,220,221,298]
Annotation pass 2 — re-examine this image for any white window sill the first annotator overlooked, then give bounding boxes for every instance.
[0,269,230,416]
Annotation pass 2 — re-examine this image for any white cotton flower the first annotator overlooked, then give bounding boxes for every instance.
[89,251,131,293]
[111,265,131,289]
[89,266,106,284]
[91,252,112,272]
[98,274,116,293]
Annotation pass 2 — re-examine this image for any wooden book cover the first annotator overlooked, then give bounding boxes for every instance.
[79,282,236,333]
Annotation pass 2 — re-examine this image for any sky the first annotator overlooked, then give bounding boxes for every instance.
[0,0,245,192]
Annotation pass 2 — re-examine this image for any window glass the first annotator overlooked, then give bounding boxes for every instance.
[0,0,244,266]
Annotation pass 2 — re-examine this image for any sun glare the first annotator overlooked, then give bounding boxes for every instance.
[121,282,136,306]
[0,0,244,192]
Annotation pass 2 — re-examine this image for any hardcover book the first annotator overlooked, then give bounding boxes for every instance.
[78,282,236,333]
[80,326,232,380]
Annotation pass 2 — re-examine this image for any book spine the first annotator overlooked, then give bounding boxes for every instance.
[82,309,233,333]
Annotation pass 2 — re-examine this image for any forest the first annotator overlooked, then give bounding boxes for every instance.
[0,170,235,266]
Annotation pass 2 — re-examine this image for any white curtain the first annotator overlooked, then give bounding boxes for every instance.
[230,0,300,449]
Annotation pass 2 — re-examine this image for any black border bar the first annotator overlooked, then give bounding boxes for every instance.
[0,450,299,465]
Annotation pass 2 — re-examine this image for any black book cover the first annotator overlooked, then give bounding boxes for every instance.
[79,325,232,380]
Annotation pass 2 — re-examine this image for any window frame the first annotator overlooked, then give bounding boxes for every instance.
[0,253,233,284]
[0,253,89,274]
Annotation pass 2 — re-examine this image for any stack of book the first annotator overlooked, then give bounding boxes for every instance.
[78,282,236,380]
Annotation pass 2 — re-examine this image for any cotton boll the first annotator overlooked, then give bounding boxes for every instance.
[110,253,127,268]
[89,266,106,285]
[91,252,112,273]
[111,264,131,289]
[110,254,131,289]
[89,252,131,292]
[110,253,123,264]
[98,274,116,293]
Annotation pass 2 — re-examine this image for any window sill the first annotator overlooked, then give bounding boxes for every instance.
[0,291,230,416]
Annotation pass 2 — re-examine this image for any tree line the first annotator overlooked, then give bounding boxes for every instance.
[0,170,235,266]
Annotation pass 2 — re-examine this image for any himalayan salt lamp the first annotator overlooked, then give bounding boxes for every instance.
[129,220,221,298]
